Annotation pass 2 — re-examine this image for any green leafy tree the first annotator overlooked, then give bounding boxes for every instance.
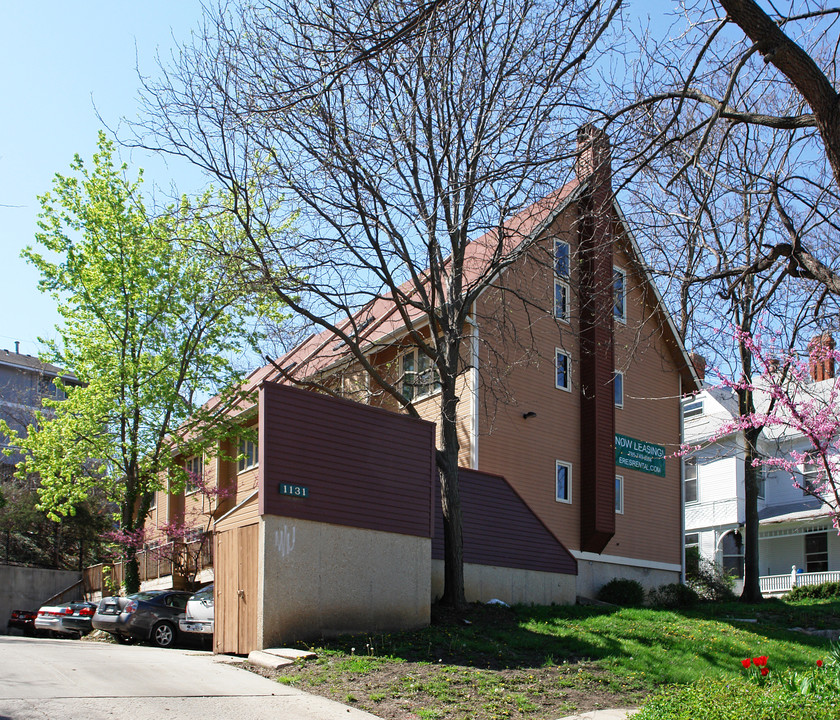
[3,133,287,592]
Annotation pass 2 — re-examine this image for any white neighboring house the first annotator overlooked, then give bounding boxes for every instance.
[683,343,840,595]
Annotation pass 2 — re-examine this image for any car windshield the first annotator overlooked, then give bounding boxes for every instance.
[130,591,165,603]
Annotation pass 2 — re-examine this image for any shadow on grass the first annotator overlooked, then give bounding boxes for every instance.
[298,602,629,671]
[291,598,840,681]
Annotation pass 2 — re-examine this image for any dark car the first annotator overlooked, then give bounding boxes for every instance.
[59,601,97,637]
[7,609,37,636]
[93,590,192,648]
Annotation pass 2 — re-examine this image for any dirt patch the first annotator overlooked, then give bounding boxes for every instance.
[248,658,644,720]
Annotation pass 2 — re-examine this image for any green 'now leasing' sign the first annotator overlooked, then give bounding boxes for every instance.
[615,433,666,477]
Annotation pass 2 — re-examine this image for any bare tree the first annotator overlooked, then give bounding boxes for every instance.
[131,0,621,607]
[609,2,840,601]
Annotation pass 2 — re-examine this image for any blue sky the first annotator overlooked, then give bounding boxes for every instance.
[1,1,671,362]
[0,2,204,357]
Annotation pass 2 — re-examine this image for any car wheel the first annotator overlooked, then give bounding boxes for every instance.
[151,622,176,649]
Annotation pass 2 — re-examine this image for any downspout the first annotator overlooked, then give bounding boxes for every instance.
[680,375,686,584]
[468,308,479,470]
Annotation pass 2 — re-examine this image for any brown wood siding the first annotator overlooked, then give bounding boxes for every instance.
[476,204,683,568]
[259,382,436,538]
[577,181,616,553]
[214,523,259,654]
[607,242,682,565]
[215,493,259,532]
[431,468,577,575]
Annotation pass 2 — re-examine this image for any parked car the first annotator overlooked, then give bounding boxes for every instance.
[93,590,192,648]
[34,603,80,637]
[179,583,214,640]
[7,609,37,636]
[59,601,97,636]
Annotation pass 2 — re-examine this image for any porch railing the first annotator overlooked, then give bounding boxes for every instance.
[759,568,840,594]
[83,535,213,596]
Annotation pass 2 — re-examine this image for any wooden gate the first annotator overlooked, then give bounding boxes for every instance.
[214,523,259,654]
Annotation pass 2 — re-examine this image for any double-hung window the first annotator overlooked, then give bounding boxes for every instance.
[684,456,698,504]
[613,267,626,322]
[185,455,203,494]
[554,240,570,321]
[801,458,820,496]
[555,349,570,391]
[613,371,624,407]
[238,438,258,473]
[805,532,828,572]
[555,461,572,503]
[683,398,703,419]
[615,475,624,514]
[402,349,441,401]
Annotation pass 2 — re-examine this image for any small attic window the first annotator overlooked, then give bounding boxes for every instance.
[684,399,703,419]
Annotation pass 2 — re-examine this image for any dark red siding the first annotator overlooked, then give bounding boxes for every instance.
[259,382,436,538]
[432,468,577,575]
[577,126,616,554]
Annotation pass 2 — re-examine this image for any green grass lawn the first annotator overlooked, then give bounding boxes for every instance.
[261,598,840,720]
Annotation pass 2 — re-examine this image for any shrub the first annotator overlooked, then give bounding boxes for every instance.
[687,557,736,602]
[596,578,645,606]
[648,582,699,609]
[635,676,840,720]
[788,581,840,601]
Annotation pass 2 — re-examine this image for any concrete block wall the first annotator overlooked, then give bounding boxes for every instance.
[1,565,81,633]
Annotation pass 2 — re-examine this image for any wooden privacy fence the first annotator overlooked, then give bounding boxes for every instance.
[84,535,213,596]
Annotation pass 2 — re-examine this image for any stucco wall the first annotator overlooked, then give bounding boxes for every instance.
[260,516,431,646]
[431,560,576,606]
[0,566,81,634]
[573,556,680,600]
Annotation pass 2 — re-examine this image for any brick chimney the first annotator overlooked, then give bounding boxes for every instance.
[576,124,615,554]
[576,124,611,186]
[688,352,706,382]
[809,332,835,381]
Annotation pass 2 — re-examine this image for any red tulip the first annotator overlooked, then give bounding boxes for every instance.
[760,667,768,676]
[742,658,751,668]
[817,659,824,667]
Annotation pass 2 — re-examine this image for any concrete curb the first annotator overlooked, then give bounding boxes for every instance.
[557,709,639,720]
[247,649,294,669]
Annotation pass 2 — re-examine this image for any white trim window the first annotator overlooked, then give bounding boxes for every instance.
[555,460,572,503]
[238,438,258,473]
[554,279,569,321]
[683,398,703,419]
[801,458,820,496]
[613,371,624,408]
[615,475,624,514]
[613,266,626,322]
[185,455,203,494]
[554,240,570,321]
[554,239,570,277]
[684,456,698,504]
[402,349,441,402]
[555,349,571,391]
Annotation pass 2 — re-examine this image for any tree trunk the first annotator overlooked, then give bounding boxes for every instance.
[740,407,763,602]
[124,546,140,595]
[437,384,466,609]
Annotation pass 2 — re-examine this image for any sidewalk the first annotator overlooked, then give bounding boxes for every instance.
[557,709,638,720]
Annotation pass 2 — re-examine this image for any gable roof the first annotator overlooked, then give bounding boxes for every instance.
[236,180,584,391]
[240,181,698,395]
[0,348,78,384]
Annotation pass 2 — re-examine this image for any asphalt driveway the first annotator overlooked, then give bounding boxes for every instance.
[0,635,379,720]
